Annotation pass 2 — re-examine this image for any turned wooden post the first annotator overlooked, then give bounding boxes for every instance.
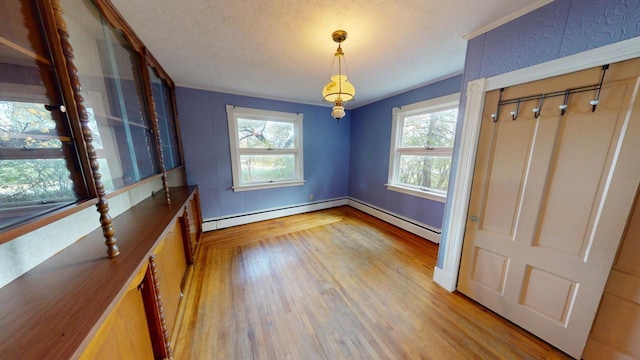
[143,254,174,360]
[51,0,119,257]
[180,210,195,265]
[139,50,171,205]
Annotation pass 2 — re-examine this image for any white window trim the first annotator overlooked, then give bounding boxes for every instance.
[226,105,304,192]
[386,93,460,203]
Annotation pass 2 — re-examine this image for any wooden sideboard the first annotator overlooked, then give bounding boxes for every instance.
[0,186,202,359]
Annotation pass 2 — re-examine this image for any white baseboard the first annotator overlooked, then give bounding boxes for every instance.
[434,266,457,292]
[202,198,349,232]
[201,197,441,246]
[347,198,441,244]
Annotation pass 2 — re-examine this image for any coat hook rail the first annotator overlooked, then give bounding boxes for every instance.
[490,64,609,121]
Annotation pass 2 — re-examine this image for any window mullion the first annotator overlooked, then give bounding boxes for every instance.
[0,148,65,160]
[397,148,428,156]
[397,147,452,157]
[238,148,297,155]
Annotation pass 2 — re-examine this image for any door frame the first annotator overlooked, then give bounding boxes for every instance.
[435,36,640,292]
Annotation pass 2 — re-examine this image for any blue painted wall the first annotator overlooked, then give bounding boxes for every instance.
[349,76,463,229]
[176,88,351,220]
[177,75,463,228]
[438,0,640,267]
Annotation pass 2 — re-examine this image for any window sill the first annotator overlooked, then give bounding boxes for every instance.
[232,180,306,192]
[385,183,447,203]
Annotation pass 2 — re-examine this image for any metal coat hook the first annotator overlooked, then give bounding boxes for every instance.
[532,95,544,118]
[510,100,520,121]
[559,90,569,115]
[491,88,504,123]
[590,64,609,112]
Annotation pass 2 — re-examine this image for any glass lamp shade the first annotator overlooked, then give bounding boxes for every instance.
[331,105,346,119]
[322,74,355,103]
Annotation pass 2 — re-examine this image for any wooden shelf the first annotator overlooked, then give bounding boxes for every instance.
[0,36,51,66]
[0,186,199,360]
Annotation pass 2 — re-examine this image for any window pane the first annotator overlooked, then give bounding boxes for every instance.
[399,155,451,193]
[237,118,294,149]
[149,66,181,170]
[0,159,77,202]
[401,108,457,148]
[239,154,295,183]
[1,102,64,149]
[62,0,158,190]
[0,1,86,230]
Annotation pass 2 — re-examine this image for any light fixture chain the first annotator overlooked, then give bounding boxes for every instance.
[322,29,355,120]
[338,46,343,95]
[341,49,350,87]
[326,51,338,83]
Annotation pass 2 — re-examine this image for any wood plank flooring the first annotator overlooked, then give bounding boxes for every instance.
[173,206,572,359]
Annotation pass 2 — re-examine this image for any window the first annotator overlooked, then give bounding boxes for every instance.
[387,93,459,202]
[226,105,304,191]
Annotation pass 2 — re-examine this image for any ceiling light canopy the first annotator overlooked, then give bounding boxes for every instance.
[322,30,355,121]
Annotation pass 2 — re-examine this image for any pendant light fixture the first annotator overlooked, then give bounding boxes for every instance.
[322,30,355,120]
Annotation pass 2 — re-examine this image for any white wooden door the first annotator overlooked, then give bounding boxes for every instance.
[458,58,640,359]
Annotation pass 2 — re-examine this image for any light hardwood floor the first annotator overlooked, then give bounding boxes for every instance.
[173,206,572,359]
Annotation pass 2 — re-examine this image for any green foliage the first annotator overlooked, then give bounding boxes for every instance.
[236,117,297,184]
[0,101,76,204]
[0,159,76,202]
[240,154,295,183]
[0,101,60,149]
[401,108,457,148]
[237,118,294,149]
[398,107,457,192]
[399,156,451,192]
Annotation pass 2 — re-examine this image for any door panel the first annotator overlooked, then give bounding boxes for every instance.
[458,58,640,358]
[471,247,509,293]
[519,266,577,324]
[481,119,535,237]
[535,83,627,256]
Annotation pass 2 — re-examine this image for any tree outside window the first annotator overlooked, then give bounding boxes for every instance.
[0,101,77,204]
[226,105,304,191]
[387,94,460,202]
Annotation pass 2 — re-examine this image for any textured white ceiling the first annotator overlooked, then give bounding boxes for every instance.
[110,0,550,108]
